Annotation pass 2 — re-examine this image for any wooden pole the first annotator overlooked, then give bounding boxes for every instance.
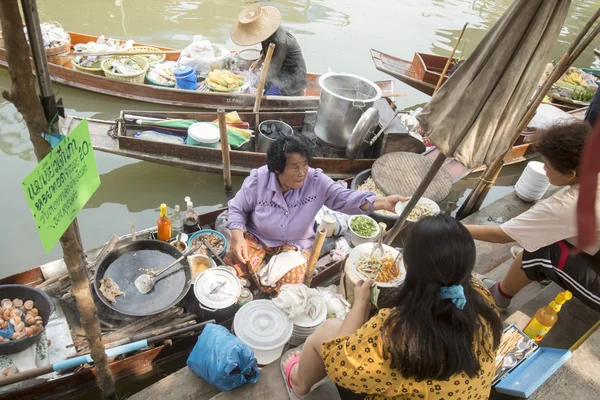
[60,50,182,57]
[434,23,468,93]
[0,2,116,399]
[457,11,600,218]
[217,109,232,192]
[304,228,327,287]
[254,43,276,151]
[384,24,467,245]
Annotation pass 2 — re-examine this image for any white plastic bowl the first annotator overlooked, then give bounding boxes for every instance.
[346,242,406,287]
[348,215,379,246]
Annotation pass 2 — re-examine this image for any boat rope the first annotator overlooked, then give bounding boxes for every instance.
[477,176,496,184]
[108,118,124,138]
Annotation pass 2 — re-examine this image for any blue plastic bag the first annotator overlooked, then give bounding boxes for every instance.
[186,324,259,391]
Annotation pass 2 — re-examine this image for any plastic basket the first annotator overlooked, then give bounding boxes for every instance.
[101,56,149,84]
[145,72,176,87]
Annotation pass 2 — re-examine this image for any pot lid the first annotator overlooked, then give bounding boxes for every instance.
[188,122,221,144]
[346,107,380,159]
[234,299,293,350]
[194,267,241,309]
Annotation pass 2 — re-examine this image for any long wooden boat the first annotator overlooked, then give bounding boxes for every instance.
[0,31,393,111]
[371,49,591,113]
[0,207,346,400]
[63,104,428,180]
[371,49,452,96]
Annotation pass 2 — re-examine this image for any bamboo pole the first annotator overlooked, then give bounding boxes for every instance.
[60,50,182,57]
[217,109,232,192]
[385,24,467,245]
[457,10,600,218]
[254,43,276,151]
[0,1,116,398]
[304,228,327,287]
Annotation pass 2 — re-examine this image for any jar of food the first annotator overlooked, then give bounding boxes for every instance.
[239,288,253,306]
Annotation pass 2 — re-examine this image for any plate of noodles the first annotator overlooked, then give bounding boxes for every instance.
[346,243,406,288]
[394,197,440,222]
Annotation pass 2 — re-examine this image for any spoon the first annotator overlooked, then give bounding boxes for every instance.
[201,236,226,265]
[135,243,202,294]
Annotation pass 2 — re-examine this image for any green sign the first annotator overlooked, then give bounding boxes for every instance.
[22,119,101,253]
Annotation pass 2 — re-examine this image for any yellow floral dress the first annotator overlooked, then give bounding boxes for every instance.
[321,281,498,400]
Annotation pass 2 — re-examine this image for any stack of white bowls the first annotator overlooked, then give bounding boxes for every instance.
[290,307,327,346]
[515,161,550,202]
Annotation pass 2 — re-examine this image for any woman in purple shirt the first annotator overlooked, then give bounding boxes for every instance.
[225,136,404,292]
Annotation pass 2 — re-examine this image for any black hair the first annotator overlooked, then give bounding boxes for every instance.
[382,215,502,380]
[537,120,591,176]
[266,136,312,173]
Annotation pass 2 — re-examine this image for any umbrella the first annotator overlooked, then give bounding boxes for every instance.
[385,0,570,244]
[418,0,570,169]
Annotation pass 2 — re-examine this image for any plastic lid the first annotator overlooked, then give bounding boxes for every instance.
[188,122,221,144]
[555,290,573,305]
[193,267,241,309]
[174,66,194,76]
[160,203,167,215]
[233,299,293,350]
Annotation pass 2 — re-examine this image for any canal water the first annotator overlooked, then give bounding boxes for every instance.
[0,0,599,275]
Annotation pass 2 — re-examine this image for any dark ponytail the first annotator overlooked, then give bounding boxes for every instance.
[382,215,502,380]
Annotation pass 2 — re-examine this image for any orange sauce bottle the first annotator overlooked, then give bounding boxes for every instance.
[157,203,171,241]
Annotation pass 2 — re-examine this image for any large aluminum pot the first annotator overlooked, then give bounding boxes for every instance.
[314,73,382,149]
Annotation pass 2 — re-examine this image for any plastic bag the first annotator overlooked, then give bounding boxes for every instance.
[177,36,231,76]
[215,211,232,252]
[187,324,259,391]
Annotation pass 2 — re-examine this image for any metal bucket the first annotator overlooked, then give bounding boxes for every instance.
[314,73,382,149]
[258,120,294,153]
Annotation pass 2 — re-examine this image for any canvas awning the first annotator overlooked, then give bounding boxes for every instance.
[417,0,571,169]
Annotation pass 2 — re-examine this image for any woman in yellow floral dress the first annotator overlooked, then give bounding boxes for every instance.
[282,215,503,399]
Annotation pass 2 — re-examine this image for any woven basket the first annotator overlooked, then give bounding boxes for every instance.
[72,61,104,75]
[101,56,149,84]
[126,46,167,65]
[42,22,71,67]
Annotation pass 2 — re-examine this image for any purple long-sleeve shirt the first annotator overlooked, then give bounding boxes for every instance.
[227,166,377,250]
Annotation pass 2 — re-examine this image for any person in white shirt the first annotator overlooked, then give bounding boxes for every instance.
[464,120,600,312]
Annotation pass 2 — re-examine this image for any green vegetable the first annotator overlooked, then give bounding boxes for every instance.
[350,216,377,237]
[573,86,594,102]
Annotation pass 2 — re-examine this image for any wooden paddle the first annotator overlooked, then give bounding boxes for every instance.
[253,43,276,151]
[217,109,233,193]
[60,50,182,57]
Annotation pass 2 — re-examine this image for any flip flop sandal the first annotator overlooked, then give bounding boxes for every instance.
[281,348,305,400]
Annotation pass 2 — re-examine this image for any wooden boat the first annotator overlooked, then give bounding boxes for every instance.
[371,49,591,112]
[370,49,454,96]
[0,207,346,400]
[63,104,427,180]
[0,31,393,111]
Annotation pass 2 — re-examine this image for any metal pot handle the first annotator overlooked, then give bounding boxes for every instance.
[353,100,366,108]
[199,303,217,312]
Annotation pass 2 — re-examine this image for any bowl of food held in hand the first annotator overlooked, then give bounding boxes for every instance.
[0,285,55,355]
[394,197,440,222]
[188,230,227,258]
[348,215,379,246]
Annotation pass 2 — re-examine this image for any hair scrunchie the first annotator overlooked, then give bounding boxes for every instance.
[440,284,466,310]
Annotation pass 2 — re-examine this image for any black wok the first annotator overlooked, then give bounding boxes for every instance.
[94,240,192,317]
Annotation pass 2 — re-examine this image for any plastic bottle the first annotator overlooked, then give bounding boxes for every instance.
[523,290,572,344]
[157,204,171,241]
[171,205,184,238]
[184,201,199,234]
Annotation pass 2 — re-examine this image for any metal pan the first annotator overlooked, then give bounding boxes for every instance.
[93,240,192,317]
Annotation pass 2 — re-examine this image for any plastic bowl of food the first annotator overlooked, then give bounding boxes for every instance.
[394,197,440,222]
[346,242,406,288]
[188,230,227,258]
[348,215,379,247]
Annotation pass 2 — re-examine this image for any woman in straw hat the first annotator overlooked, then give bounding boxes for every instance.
[231,5,307,96]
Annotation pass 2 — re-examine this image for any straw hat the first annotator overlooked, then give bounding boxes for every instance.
[231,5,282,46]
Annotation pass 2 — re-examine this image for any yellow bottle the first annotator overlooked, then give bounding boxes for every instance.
[157,204,171,242]
[523,290,572,344]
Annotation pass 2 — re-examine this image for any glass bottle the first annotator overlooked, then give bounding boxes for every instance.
[171,205,184,238]
[184,201,199,234]
[157,203,171,241]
